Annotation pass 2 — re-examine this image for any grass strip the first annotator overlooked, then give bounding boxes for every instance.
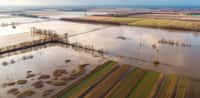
[102,17,142,24]
[82,16,200,31]
[84,65,131,98]
[129,18,200,31]
[185,79,200,98]
[55,61,118,98]
[155,74,178,98]
[105,68,146,98]
[175,77,189,98]
[128,71,161,98]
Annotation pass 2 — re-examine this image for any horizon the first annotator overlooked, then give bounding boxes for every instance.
[1,4,200,10]
[0,0,200,7]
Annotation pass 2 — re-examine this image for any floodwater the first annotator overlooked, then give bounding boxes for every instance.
[0,32,45,47]
[69,26,200,79]
[14,20,106,36]
[1,11,200,97]
[1,14,200,79]
[0,18,105,36]
[0,16,45,36]
[24,10,107,19]
[0,44,106,98]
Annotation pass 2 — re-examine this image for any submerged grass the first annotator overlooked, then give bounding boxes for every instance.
[128,71,161,98]
[57,61,118,98]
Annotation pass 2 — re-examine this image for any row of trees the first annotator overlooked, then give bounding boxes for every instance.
[30,27,69,43]
[71,42,104,54]
[158,39,192,48]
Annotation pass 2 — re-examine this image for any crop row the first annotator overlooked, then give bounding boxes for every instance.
[155,74,178,98]
[105,68,146,98]
[128,71,161,98]
[56,61,118,98]
[55,60,195,98]
[84,65,131,98]
[80,16,200,32]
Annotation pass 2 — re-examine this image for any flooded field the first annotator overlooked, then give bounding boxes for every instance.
[1,11,200,98]
[14,21,106,36]
[0,32,46,47]
[24,10,107,19]
[69,26,200,79]
[1,15,200,79]
[0,16,45,36]
[0,17,43,24]
[0,44,106,98]
[0,18,105,36]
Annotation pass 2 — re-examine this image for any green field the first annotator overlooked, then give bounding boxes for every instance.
[53,60,200,98]
[84,65,130,98]
[175,77,189,98]
[129,18,200,31]
[58,61,118,98]
[106,68,146,98]
[83,16,200,31]
[102,17,142,23]
[128,71,161,98]
[155,75,178,98]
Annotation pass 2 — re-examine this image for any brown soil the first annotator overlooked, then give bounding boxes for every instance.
[42,89,54,97]
[26,73,36,79]
[17,90,35,98]
[65,59,71,63]
[53,69,67,77]
[49,80,66,86]
[38,74,50,80]
[26,70,32,74]
[16,80,27,85]
[32,81,44,88]
[6,82,16,86]
[7,88,20,95]
[60,76,69,81]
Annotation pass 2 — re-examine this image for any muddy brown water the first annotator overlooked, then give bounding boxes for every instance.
[69,25,200,79]
[0,44,106,98]
[1,14,200,97]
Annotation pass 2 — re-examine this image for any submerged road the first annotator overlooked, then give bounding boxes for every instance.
[0,19,56,26]
[69,26,111,37]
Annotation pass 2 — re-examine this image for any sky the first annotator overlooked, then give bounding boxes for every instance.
[0,0,200,6]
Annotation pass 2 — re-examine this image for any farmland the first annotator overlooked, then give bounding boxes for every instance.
[84,65,130,98]
[128,71,161,98]
[155,75,178,98]
[1,8,200,98]
[56,61,118,98]
[106,68,146,98]
[55,60,200,98]
[80,16,200,31]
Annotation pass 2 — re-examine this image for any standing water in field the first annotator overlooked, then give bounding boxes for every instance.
[69,25,200,79]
